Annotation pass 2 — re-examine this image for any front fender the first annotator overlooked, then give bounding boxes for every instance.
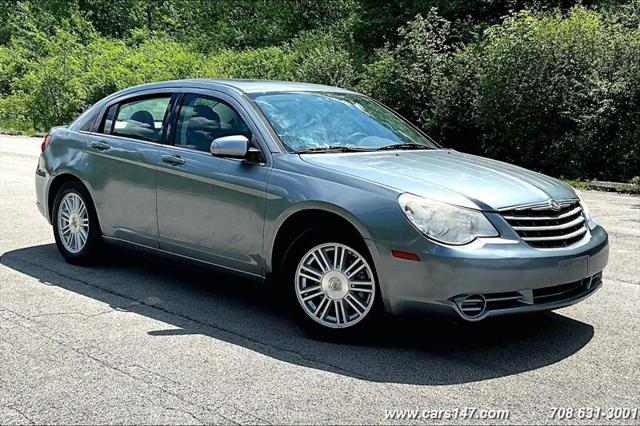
[262,157,405,269]
[265,200,374,264]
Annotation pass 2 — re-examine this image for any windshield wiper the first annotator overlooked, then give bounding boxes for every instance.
[375,143,433,151]
[294,146,374,154]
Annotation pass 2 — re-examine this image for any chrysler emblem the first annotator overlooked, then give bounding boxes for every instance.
[549,200,561,211]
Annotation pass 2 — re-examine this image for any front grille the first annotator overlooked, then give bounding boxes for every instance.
[501,200,588,248]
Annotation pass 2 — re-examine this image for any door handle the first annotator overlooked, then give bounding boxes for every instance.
[91,141,111,151]
[161,154,186,166]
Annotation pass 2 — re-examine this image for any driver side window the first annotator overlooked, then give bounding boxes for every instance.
[174,94,252,153]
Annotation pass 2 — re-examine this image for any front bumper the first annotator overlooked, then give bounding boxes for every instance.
[370,221,609,321]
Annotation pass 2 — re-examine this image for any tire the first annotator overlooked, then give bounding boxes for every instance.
[283,228,382,339]
[52,181,102,265]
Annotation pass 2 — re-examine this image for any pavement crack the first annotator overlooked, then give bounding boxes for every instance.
[0,293,262,424]
[5,306,242,424]
[164,406,205,424]
[607,277,639,286]
[29,311,80,318]
[3,256,369,383]
[2,405,34,424]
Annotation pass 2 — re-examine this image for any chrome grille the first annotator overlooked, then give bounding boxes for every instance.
[501,200,587,248]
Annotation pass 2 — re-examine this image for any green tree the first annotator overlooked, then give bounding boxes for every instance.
[358,10,451,125]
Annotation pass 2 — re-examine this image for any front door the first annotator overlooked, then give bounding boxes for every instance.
[156,93,270,275]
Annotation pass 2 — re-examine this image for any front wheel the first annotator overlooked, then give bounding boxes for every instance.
[52,181,102,265]
[285,231,380,338]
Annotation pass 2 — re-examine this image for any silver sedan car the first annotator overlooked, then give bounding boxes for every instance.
[35,79,609,336]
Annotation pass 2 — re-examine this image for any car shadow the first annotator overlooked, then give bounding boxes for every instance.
[1,244,595,385]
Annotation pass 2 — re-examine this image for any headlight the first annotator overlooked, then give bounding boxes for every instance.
[398,194,498,245]
[575,190,592,221]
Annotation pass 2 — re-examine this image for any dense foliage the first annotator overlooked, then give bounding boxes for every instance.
[0,0,638,181]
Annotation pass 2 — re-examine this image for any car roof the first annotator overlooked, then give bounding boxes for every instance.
[112,79,355,98]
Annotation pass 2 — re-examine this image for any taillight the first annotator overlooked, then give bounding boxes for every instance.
[41,133,52,153]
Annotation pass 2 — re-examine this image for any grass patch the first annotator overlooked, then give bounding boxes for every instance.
[564,179,640,195]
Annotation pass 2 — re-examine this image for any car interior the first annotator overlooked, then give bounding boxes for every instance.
[101,94,254,153]
[175,96,252,152]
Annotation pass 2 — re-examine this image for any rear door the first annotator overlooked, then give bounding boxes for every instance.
[156,92,270,275]
[85,93,174,247]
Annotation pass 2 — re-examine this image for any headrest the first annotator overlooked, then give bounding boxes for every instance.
[129,110,155,128]
[193,105,220,122]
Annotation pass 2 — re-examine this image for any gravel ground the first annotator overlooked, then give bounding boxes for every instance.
[1,135,638,425]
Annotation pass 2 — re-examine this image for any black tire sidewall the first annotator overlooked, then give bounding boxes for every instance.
[283,227,382,338]
[52,181,101,265]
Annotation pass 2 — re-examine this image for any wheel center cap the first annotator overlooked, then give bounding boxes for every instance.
[329,278,341,291]
[69,214,79,232]
[321,271,349,300]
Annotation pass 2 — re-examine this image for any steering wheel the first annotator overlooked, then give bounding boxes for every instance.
[345,132,368,146]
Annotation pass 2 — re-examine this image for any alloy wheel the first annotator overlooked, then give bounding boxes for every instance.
[295,242,376,329]
[57,192,89,254]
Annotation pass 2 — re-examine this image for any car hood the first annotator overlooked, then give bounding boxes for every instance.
[300,150,576,210]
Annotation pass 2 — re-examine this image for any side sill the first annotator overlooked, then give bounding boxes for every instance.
[102,235,266,282]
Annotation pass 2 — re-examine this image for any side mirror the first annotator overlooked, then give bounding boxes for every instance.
[210,135,249,158]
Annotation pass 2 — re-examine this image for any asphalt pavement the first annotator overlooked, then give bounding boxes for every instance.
[1,135,638,424]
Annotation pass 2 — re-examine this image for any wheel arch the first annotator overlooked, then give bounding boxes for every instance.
[47,173,96,223]
[268,203,374,278]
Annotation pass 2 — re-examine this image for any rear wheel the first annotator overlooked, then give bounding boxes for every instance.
[52,181,102,265]
[284,229,380,338]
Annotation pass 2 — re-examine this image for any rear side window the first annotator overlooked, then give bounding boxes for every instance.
[79,113,97,132]
[71,106,99,132]
[105,96,171,143]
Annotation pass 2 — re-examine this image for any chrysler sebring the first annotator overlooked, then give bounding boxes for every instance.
[35,80,609,336]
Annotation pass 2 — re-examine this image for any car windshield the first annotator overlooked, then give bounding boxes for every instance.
[250,91,440,153]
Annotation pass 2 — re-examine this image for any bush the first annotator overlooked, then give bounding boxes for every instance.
[428,45,483,154]
[0,2,638,181]
[357,6,639,181]
[290,31,358,88]
[574,26,640,181]
[0,94,32,132]
[200,47,294,80]
[120,34,202,85]
[358,9,451,124]
[472,7,639,180]
[14,24,92,130]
